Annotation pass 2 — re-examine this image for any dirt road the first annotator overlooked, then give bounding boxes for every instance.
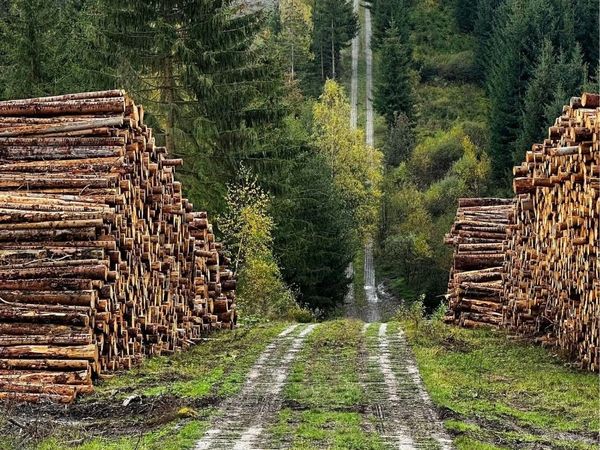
[362,323,454,449]
[194,324,316,450]
[192,4,453,449]
[364,2,374,147]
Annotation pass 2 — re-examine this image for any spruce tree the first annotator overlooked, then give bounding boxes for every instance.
[473,0,506,76]
[309,0,357,83]
[374,24,413,126]
[273,152,354,311]
[486,0,560,182]
[371,0,409,47]
[516,41,556,161]
[104,0,285,210]
[573,0,599,70]
[455,0,477,32]
[0,0,54,98]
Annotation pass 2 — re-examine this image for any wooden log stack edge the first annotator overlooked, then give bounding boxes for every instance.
[445,93,599,372]
[0,90,237,403]
[504,93,599,372]
[443,198,515,328]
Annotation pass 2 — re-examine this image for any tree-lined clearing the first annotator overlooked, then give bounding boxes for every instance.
[0,0,598,449]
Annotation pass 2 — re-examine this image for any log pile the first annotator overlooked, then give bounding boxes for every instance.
[444,198,515,328]
[504,93,599,371]
[0,90,237,403]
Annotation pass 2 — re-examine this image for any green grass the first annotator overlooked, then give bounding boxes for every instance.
[285,320,363,409]
[94,322,288,400]
[38,420,209,450]
[270,409,385,450]
[399,320,600,449]
[269,320,385,449]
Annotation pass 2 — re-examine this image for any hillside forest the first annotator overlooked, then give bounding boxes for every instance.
[0,0,597,316]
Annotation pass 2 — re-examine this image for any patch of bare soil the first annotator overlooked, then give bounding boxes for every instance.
[0,390,220,447]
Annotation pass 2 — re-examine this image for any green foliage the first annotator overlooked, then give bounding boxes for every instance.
[516,41,586,163]
[383,113,415,167]
[374,24,414,124]
[371,0,410,48]
[418,50,479,83]
[485,0,592,182]
[102,0,287,212]
[272,152,354,312]
[220,167,299,320]
[313,80,383,241]
[0,0,111,99]
[413,84,489,136]
[307,0,358,88]
[379,121,492,306]
[454,0,477,32]
[277,0,314,78]
[408,126,465,187]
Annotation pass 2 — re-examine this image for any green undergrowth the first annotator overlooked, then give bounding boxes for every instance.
[269,320,385,449]
[94,321,288,400]
[399,320,600,449]
[352,248,366,308]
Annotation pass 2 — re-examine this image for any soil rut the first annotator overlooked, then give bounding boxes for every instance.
[362,323,454,449]
[193,324,316,450]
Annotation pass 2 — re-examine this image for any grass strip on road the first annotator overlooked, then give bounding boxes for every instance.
[269,319,386,449]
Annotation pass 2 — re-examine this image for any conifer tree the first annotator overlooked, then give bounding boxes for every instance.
[104,0,285,210]
[273,152,354,311]
[0,0,54,98]
[374,24,413,125]
[486,0,560,182]
[277,0,313,79]
[309,0,357,83]
[515,41,556,160]
[573,0,599,70]
[371,0,412,48]
[454,0,477,32]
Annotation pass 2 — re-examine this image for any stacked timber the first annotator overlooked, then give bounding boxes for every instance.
[0,90,237,403]
[444,198,515,328]
[504,93,599,371]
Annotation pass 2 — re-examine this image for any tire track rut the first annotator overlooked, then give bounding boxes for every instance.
[362,323,453,449]
[194,324,316,450]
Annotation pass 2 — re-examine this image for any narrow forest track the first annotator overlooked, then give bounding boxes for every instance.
[350,0,359,128]
[364,0,374,147]
[352,5,454,449]
[362,323,454,449]
[364,241,382,323]
[193,324,316,450]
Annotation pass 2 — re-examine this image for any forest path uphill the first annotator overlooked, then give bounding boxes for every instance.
[347,5,454,449]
